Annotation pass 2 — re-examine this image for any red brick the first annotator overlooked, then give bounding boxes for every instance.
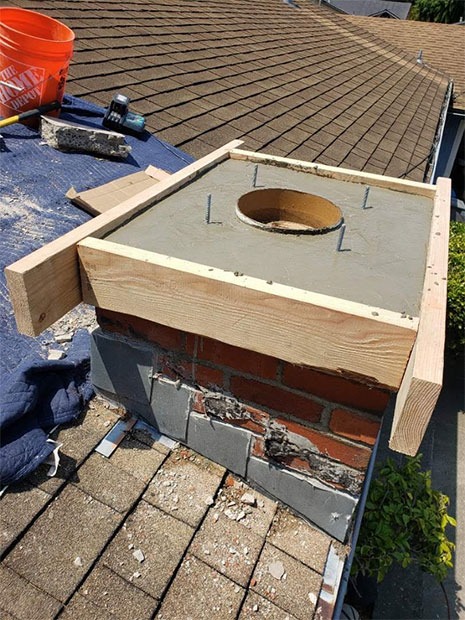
[159,354,191,382]
[281,363,390,414]
[251,436,265,458]
[184,332,198,356]
[97,309,183,351]
[191,336,278,380]
[192,390,205,413]
[224,417,264,434]
[194,364,224,389]
[275,417,371,470]
[275,455,349,491]
[329,409,380,446]
[159,356,223,388]
[220,405,269,435]
[230,376,323,423]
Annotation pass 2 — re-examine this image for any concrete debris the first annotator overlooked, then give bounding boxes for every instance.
[224,508,236,520]
[128,543,134,550]
[48,349,66,361]
[205,495,215,506]
[236,510,246,521]
[40,116,131,159]
[252,604,259,612]
[268,560,285,580]
[73,557,83,567]
[241,492,256,506]
[309,592,317,605]
[55,333,73,343]
[132,549,145,563]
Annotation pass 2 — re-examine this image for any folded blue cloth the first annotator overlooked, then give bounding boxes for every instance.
[0,333,93,486]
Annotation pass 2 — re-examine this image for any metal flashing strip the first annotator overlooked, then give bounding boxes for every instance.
[95,417,137,457]
[316,544,347,619]
[134,418,178,450]
[430,80,453,183]
[331,416,383,618]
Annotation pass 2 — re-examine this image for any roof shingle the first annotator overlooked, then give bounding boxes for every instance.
[3,0,450,181]
[344,15,465,110]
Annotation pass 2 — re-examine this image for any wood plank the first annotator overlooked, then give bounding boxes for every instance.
[230,150,437,198]
[389,177,451,455]
[5,139,243,336]
[66,168,167,216]
[78,237,418,390]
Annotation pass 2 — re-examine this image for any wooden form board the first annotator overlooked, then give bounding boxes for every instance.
[78,237,417,390]
[66,165,171,216]
[229,150,450,455]
[230,150,437,198]
[4,140,243,336]
[4,143,450,454]
[389,177,451,455]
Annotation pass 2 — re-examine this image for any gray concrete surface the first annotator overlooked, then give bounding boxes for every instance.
[108,158,433,315]
[374,354,465,619]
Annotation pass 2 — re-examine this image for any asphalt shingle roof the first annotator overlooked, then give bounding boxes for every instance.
[324,0,412,20]
[345,15,465,110]
[5,0,450,181]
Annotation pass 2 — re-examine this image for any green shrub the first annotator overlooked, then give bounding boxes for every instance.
[354,455,456,584]
[447,222,465,352]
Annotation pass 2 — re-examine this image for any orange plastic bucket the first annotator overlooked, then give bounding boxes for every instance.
[0,7,74,119]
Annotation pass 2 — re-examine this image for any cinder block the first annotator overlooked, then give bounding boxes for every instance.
[91,328,154,405]
[187,412,252,477]
[149,378,191,442]
[246,456,358,542]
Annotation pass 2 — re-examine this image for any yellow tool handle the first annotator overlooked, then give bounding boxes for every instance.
[0,114,20,129]
[0,101,61,129]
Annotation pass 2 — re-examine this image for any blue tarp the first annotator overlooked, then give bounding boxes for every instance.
[0,95,192,485]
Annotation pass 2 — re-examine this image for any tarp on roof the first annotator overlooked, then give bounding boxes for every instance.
[0,95,192,485]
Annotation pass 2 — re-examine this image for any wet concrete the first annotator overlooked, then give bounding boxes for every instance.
[107,159,433,315]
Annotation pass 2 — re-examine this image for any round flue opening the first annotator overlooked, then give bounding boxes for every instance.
[236,188,343,234]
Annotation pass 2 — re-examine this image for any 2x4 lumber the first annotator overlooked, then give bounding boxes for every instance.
[78,237,418,390]
[389,177,451,455]
[5,140,243,337]
[230,150,437,198]
[66,166,171,216]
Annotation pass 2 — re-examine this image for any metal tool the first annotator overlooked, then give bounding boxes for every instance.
[103,93,145,135]
[0,100,60,129]
[0,80,23,92]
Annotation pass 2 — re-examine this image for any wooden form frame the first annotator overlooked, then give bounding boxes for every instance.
[5,140,243,336]
[389,177,451,455]
[4,146,450,455]
[78,237,417,390]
